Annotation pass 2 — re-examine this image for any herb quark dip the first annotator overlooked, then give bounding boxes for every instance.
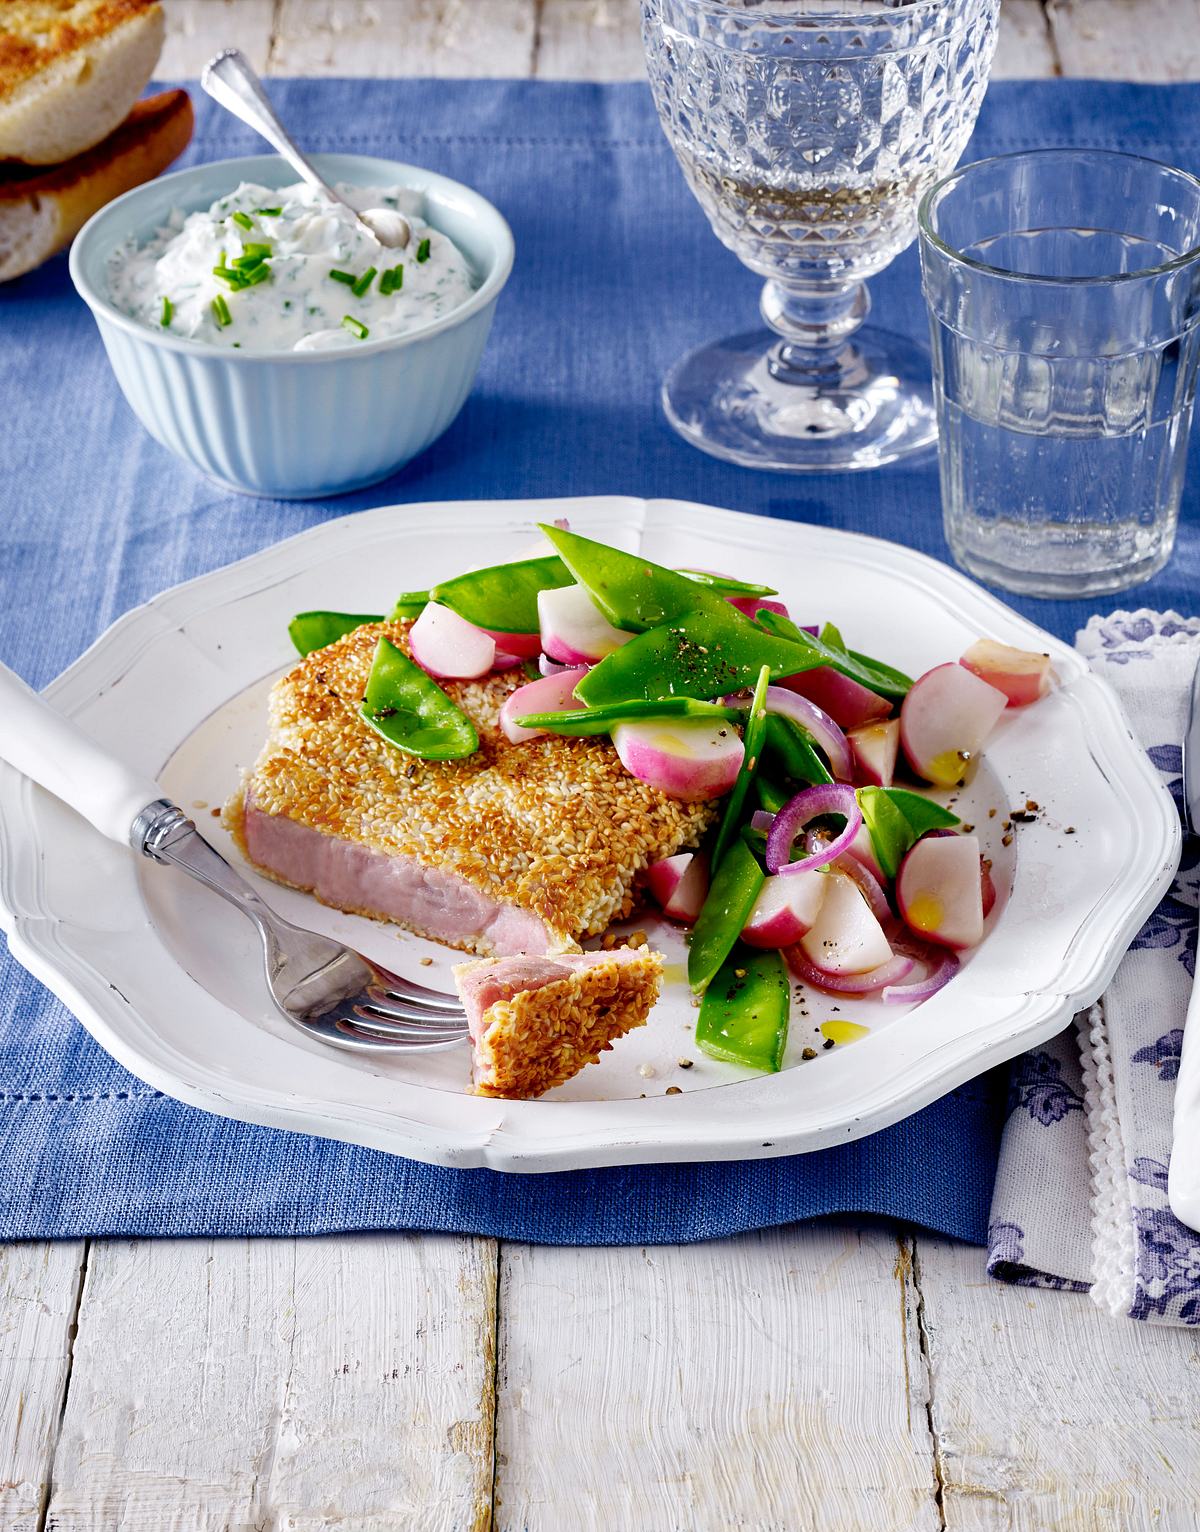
[107,181,477,352]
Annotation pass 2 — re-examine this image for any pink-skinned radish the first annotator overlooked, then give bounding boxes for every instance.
[741,871,826,948]
[491,652,525,672]
[899,663,1007,787]
[538,583,629,666]
[408,601,496,679]
[960,639,1054,707]
[727,595,790,620]
[845,821,886,883]
[499,668,588,743]
[896,833,985,950]
[479,628,542,659]
[848,718,900,787]
[611,717,744,802]
[646,851,710,923]
[796,869,894,975]
[777,666,891,730]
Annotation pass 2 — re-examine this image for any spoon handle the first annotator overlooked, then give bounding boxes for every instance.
[200,48,340,204]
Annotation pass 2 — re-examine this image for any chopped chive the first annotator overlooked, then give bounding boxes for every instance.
[342,314,369,340]
[243,263,271,286]
[238,242,272,261]
[351,265,377,297]
[232,255,264,272]
[254,206,282,216]
[212,267,245,289]
[380,264,403,294]
[230,211,254,230]
[329,268,357,286]
[212,294,233,327]
[416,238,431,263]
[160,295,173,327]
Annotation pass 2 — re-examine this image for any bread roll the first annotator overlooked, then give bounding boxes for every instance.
[0,86,193,281]
[0,0,165,165]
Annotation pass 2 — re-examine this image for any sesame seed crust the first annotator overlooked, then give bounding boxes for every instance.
[227,623,717,954]
[462,950,663,1099]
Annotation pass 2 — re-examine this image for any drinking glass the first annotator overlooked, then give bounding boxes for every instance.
[919,149,1200,596]
[641,0,999,472]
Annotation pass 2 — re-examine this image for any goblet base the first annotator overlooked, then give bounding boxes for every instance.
[662,325,937,473]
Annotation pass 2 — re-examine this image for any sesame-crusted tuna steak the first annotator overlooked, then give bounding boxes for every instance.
[225,622,717,957]
[453,946,663,1098]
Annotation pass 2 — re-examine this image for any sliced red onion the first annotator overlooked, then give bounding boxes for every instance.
[538,652,580,677]
[728,595,791,620]
[750,810,776,834]
[764,686,853,782]
[492,652,525,672]
[828,852,891,925]
[786,950,915,994]
[766,783,861,876]
[881,939,959,1004]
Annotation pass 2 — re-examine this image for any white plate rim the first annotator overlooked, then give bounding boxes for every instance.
[0,496,1181,1171]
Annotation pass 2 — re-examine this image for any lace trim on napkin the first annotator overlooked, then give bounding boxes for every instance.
[1078,1002,1138,1315]
[1077,610,1200,664]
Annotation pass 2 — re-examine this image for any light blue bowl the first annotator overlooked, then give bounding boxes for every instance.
[69,153,514,499]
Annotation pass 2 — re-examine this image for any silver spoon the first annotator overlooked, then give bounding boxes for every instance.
[200,48,411,249]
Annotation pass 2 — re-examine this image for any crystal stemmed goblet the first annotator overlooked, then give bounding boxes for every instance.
[641,0,1000,471]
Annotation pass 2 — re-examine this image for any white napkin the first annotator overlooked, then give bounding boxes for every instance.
[987,610,1200,1324]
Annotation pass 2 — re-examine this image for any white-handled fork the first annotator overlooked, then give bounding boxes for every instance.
[0,662,467,1055]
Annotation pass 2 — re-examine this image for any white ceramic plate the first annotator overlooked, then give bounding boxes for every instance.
[0,498,1180,1171]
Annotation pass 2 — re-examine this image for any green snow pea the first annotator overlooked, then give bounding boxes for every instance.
[289,610,383,657]
[360,637,479,760]
[574,606,820,707]
[677,569,779,599]
[515,696,741,736]
[711,665,770,870]
[687,837,764,993]
[761,714,834,788]
[540,524,730,632]
[430,554,573,634]
[695,945,790,1073]
[391,592,429,620]
[754,776,789,815]
[857,785,960,879]
[756,610,913,700]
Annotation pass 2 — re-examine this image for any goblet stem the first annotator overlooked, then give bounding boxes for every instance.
[761,279,871,387]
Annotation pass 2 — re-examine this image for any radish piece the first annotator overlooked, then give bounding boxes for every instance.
[777,666,891,730]
[960,639,1054,707]
[492,652,525,672]
[827,852,891,925]
[845,821,886,883]
[797,870,894,975]
[727,595,790,620]
[408,601,496,679]
[499,667,588,743]
[899,663,1007,787]
[612,717,744,802]
[538,583,629,666]
[896,833,985,950]
[848,718,900,787]
[480,628,542,659]
[741,871,826,948]
[646,851,710,923]
[787,949,915,995]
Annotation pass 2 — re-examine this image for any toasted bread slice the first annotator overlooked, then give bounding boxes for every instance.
[0,86,192,281]
[0,0,164,165]
[454,947,663,1098]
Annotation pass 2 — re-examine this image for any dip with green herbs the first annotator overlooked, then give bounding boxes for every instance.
[107,181,477,352]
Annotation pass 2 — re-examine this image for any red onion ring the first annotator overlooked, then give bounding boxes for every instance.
[786,950,915,994]
[764,686,853,782]
[538,652,586,677]
[766,783,861,876]
[881,936,959,1004]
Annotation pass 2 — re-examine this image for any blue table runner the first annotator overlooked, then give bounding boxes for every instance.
[1,78,1197,1244]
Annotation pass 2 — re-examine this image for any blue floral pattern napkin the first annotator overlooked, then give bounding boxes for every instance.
[987,611,1200,1324]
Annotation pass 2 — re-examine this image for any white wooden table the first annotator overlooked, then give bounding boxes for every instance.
[5,4,1200,1527]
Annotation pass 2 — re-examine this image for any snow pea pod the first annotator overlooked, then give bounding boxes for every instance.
[391,592,429,620]
[515,696,741,736]
[289,610,383,657]
[857,786,960,878]
[756,610,912,700]
[710,665,770,870]
[575,607,820,707]
[677,569,779,599]
[360,637,479,760]
[695,945,790,1073]
[541,524,730,632]
[762,714,833,788]
[687,837,765,993]
[431,554,573,634]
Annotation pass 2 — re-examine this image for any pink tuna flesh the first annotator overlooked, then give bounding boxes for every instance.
[457,948,646,1040]
[242,800,551,956]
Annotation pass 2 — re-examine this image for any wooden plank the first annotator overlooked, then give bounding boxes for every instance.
[0,1242,87,1532]
[992,0,1059,80]
[1048,0,1200,80]
[158,0,278,79]
[269,0,537,77]
[494,1224,940,1531]
[43,1234,497,1532]
[535,0,644,81]
[916,1237,1200,1530]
